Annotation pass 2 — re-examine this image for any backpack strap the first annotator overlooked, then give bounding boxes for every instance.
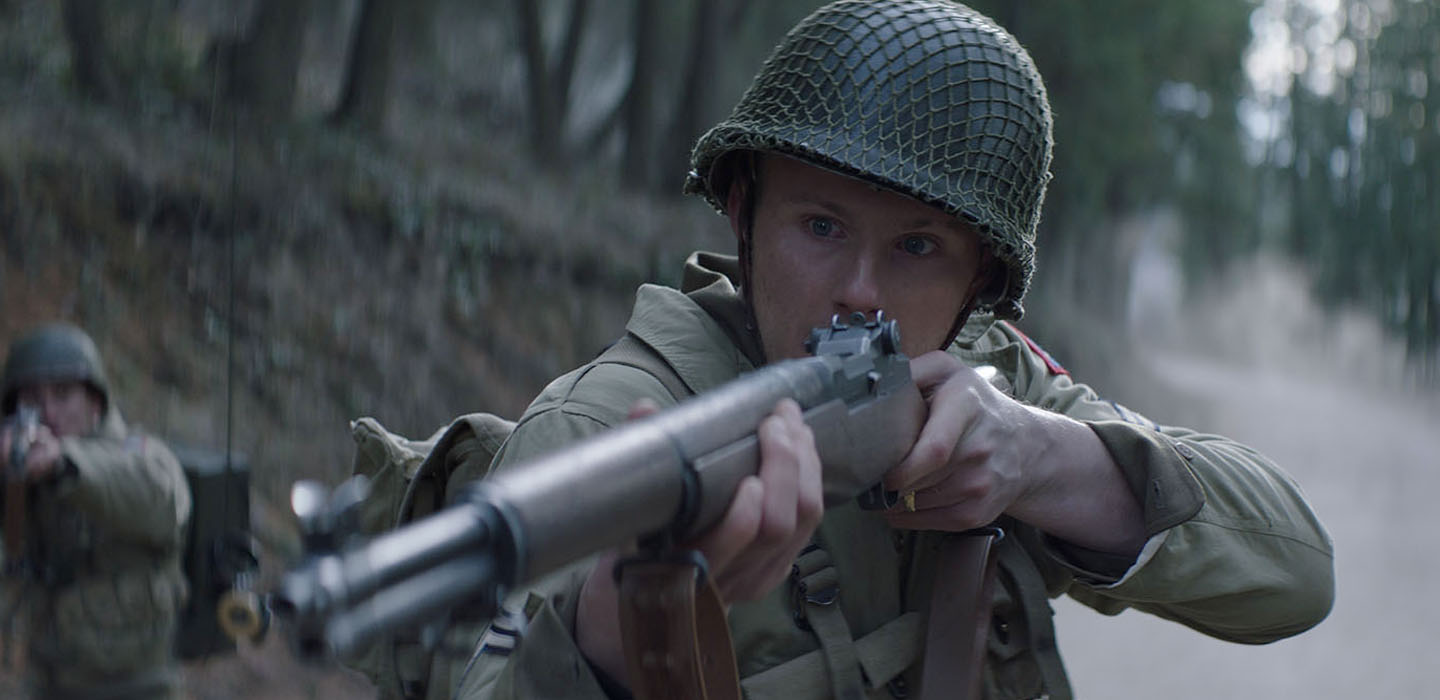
[594,334,693,401]
[789,542,867,699]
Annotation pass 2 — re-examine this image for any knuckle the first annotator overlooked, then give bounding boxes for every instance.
[796,491,824,526]
[759,414,786,443]
[792,418,816,448]
[755,517,791,548]
[914,438,952,469]
[955,472,993,502]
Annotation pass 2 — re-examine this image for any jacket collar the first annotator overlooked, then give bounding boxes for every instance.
[679,252,766,369]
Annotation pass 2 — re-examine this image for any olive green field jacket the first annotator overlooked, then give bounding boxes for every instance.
[8,405,192,698]
[454,252,1334,700]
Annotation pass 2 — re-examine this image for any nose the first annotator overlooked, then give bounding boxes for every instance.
[834,251,883,319]
[37,394,60,428]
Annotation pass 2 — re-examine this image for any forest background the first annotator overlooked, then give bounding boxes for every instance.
[1,0,1436,698]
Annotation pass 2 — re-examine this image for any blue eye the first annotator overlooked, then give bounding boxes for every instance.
[901,236,937,256]
[808,217,837,238]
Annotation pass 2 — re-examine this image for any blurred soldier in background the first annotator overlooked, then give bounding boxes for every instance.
[0,323,192,700]
[455,1,1335,699]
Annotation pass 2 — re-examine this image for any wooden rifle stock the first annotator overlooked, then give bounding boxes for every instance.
[4,406,38,575]
[275,315,923,659]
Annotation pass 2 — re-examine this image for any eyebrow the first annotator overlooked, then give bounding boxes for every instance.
[778,192,854,220]
[898,215,968,234]
[784,193,972,236]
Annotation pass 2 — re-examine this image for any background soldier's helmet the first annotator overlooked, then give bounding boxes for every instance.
[2,323,111,415]
[685,0,1054,320]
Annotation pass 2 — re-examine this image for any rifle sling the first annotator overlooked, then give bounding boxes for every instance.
[612,533,1001,700]
[617,558,740,700]
[3,482,24,569]
[919,530,1002,700]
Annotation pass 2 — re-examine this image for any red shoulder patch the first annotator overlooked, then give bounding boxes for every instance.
[1002,322,1069,376]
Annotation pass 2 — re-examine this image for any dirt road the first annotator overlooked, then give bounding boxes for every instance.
[1054,347,1439,698]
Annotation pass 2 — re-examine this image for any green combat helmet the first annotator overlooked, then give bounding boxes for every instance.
[686,0,1054,320]
[2,323,111,415]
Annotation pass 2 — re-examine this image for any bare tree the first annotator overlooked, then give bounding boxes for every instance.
[513,0,591,166]
[60,0,117,103]
[229,0,310,122]
[660,0,751,193]
[332,0,401,131]
[621,0,658,187]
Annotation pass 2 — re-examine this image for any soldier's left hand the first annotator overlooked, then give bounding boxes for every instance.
[881,351,1044,532]
[882,351,1147,556]
[23,426,63,481]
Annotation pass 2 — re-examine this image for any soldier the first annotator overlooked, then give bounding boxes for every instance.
[458,2,1334,698]
[0,323,192,699]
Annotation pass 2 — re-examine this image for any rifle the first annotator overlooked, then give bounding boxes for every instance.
[3,404,39,576]
[273,314,925,660]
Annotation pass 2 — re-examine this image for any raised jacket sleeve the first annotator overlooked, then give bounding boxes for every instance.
[58,429,191,551]
[958,321,1335,644]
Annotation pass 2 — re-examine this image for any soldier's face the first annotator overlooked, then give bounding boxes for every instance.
[732,155,985,362]
[16,380,102,438]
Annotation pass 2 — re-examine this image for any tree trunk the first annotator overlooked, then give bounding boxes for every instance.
[661,0,750,196]
[59,0,116,103]
[622,0,658,189]
[514,0,558,165]
[553,0,590,133]
[231,0,309,122]
[333,0,400,132]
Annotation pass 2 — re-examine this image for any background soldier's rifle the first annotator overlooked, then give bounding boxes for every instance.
[273,314,925,660]
[3,405,39,576]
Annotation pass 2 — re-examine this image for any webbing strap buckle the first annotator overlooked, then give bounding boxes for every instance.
[789,544,839,630]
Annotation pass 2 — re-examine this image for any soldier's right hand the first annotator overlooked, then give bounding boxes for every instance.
[687,398,824,601]
[0,423,63,481]
[575,397,824,688]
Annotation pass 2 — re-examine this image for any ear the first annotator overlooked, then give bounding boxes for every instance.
[972,252,1008,309]
[725,175,750,246]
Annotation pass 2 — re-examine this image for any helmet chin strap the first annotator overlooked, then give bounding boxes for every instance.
[942,251,1005,350]
[726,154,768,365]
[736,220,768,365]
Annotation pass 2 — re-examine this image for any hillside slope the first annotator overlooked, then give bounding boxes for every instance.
[1,85,729,697]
